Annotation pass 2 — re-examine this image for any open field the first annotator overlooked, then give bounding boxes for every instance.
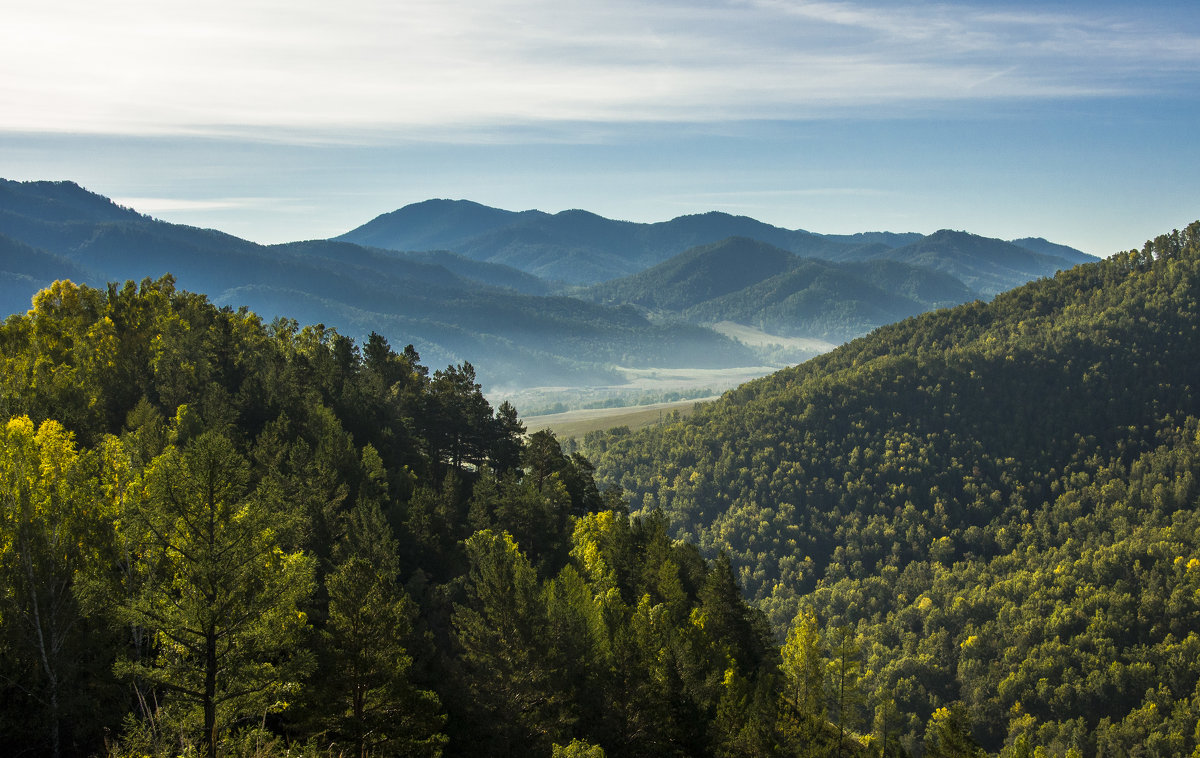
[492,364,780,416]
[522,396,718,439]
[710,321,839,352]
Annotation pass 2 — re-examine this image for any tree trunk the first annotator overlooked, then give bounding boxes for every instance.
[205,630,218,758]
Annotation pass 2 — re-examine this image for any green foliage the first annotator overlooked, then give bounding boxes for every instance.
[924,704,986,758]
[452,530,565,755]
[0,218,1174,758]
[588,221,1200,753]
[781,606,825,723]
[310,501,446,758]
[553,739,606,758]
[0,416,119,757]
[117,431,316,758]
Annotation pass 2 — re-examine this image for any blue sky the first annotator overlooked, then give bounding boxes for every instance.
[2,0,1198,257]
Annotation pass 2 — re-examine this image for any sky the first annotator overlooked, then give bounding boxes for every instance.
[2,0,1199,257]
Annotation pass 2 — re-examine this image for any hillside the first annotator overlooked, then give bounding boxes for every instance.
[581,237,979,342]
[684,258,973,342]
[1009,236,1097,264]
[584,222,1200,754]
[877,229,1084,295]
[0,276,800,758]
[0,231,97,303]
[582,237,802,311]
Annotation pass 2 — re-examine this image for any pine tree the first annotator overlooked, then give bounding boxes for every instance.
[828,624,864,757]
[317,501,446,757]
[117,431,314,758]
[452,530,563,755]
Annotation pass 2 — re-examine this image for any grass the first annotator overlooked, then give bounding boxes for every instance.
[522,396,716,439]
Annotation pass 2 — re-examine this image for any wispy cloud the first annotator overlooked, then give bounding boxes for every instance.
[110,196,284,214]
[2,0,1196,140]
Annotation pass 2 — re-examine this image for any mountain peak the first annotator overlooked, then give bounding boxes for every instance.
[335,198,532,252]
[0,178,147,225]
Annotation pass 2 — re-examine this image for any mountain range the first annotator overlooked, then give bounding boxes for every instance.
[1,179,1094,391]
[337,198,1093,288]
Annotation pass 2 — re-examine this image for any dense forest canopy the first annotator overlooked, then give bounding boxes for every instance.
[0,276,795,758]
[585,222,1200,754]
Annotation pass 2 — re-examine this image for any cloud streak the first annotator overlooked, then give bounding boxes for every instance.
[109,196,284,213]
[2,0,1197,140]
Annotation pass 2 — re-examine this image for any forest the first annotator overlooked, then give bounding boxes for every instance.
[1,221,1198,757]
[0,276,861,758]
[585,222,1200,755]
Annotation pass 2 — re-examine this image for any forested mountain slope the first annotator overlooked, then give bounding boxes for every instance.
[582,237,802,311]
[874,230,1084,295]
[582,237,977,342]
[0,232,96,306]
[585,222,1200,754]
[1008,237,1096,265]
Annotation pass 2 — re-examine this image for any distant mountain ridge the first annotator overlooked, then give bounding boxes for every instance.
[1009,235,1097,264]
[337,198,1093,287]
[876,229,1093,296]
[580,236,978,342]
[338,202,875,284]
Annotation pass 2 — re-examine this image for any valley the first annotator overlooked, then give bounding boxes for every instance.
[0,179,1090,401]
[522,395,717,437]
[4,0,1193,755]
[10,176,1193,757]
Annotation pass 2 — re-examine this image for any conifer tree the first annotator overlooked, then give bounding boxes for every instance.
[117,430,314,758]
[780,605,826,747]
[452,530,562,755]
[318,501,446,757]
[828,624,864,757]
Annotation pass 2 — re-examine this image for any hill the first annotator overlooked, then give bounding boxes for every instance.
[401,249,551,294]
[876,229,1084,295]
[582,237,802,311]
[1010,236,1097,264]
[0,231,97,303]
[581,237,979,343]
[584,222,1200,754]
[330,197,544,252]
